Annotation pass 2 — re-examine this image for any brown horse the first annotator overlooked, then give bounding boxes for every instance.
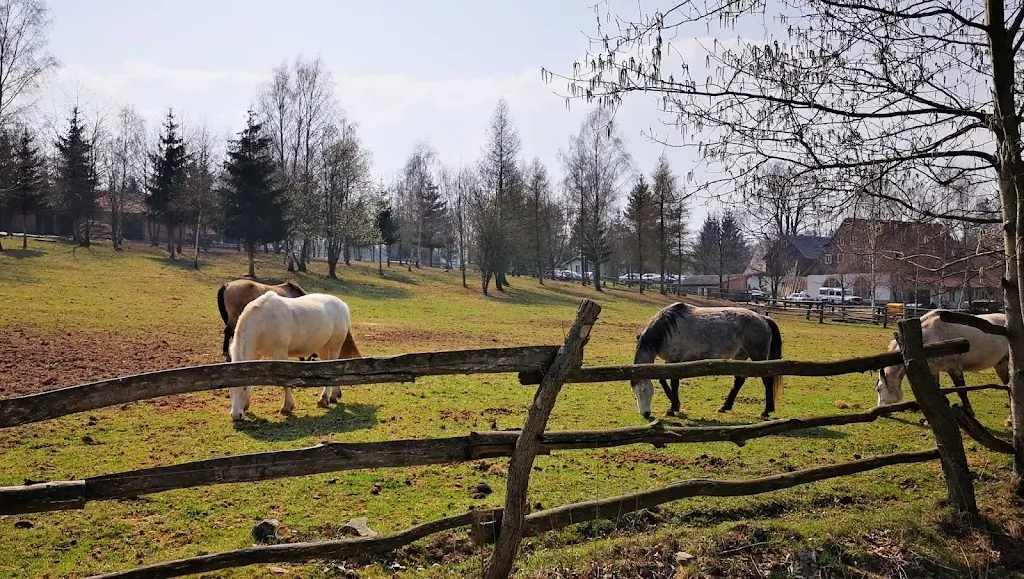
[217,279,307,361]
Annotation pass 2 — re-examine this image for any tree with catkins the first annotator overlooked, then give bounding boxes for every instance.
[55,106,99,248]
[552,0,1024,491]
[10,127,45,250]
[147,109,188,259]
[221,110,289,278]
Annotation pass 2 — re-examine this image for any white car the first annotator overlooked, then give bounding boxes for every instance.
[786,291,813,302]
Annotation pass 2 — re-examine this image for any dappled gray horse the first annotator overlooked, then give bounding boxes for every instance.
[632,302,784,420]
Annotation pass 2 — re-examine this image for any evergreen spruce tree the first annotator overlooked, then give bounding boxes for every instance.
[147,109,188,258]
[221,110,289,277]
[374,198,399,270]
[11,128,45,250]
[56,107,99,247]
[0,130,14,252]
[623,174,655,292]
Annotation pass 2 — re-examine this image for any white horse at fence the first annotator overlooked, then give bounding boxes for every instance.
[227,291,362,420]
[876,309,1010,423]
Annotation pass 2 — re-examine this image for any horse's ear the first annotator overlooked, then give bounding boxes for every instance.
[635,332,641,342]
[893,332,899,342]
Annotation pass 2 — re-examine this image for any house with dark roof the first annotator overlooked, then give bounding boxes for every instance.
[744,234,830,296]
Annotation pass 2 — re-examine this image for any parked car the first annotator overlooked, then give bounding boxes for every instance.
[618,273,642,283]
[748,289,765,302]
[786,291,813,302]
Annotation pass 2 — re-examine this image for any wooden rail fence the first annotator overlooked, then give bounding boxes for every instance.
[0,300,1013,579]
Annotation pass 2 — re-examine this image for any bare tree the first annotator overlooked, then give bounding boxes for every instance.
[0,0,57,128]
[321,118,371,278]
[476,99,525,293]
[560,107,632,291]
[99,106,145,250]
[442,164,475,288]
[551,0,1024,486]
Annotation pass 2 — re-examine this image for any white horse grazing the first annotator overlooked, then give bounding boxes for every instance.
[228,291,362,421]
[876,309,1009,420]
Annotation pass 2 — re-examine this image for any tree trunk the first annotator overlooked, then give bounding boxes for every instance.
[21,213,29,250]
[247,241,256,278]
[659,195,666,294]
[166,222,175,258]
[387,244,392,266]
[378,245,384,275]
[593,263,602,292]
[298,238,309,272]
[344,242,351,266]
[482,271,492,296]
[987,0,1024,488]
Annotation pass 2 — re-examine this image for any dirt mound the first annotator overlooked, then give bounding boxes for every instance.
[0,325,215,398]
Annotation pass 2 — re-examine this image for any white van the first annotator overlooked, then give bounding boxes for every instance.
[818,286,863,304]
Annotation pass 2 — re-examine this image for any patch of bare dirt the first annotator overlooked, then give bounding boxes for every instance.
[0,325,216,398]
[351,323,466,351]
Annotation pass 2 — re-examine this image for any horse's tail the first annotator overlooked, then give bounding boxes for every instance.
[229,296,267,362]
[340,331,362,359]
[766,316,784,401]
[217,284,230,325]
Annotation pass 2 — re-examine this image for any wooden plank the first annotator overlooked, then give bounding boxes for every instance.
[485,299,601,579]
[84,510,497,579]
[937,310,1008,336]
[517,338,971,385]
[899,318,977,515]
[478,449,941,542]
[0,480,86,515]
[0,346,560,428]
[0,401,922,515]
[940,384,1009,395]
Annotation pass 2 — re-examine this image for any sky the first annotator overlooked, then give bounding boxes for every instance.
[38,0,764,223]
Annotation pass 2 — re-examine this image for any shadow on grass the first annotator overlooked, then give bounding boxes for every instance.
[293,272,414,301]
[3,248,45,259]
[145,255,212,271]
[661,415,849,439]
[235,402,379,442]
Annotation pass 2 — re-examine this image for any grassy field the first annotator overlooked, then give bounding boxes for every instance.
[0,239,1021,578]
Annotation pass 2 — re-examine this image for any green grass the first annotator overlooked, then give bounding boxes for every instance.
[0,240,1019,578]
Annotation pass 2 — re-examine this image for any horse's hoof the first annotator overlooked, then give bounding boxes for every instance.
[717,407,730,414]
[280,408,294,416]
[666,409,676,417]
[329,396,340,404]
[317,399,330,409]
[231,414,244,422]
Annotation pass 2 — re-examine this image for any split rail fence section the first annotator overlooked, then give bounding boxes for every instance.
[0,300,1014,579]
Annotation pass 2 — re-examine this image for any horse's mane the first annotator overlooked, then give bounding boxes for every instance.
[636,302,689,358]
[283,281,307,297]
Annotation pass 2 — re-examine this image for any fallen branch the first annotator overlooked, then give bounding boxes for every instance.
[951,406,1014,455]
[477,449,941,542]
[939,384,1009,395]
[85,509,495,579]
[937,311,1008,336]
[0,402,921,515]
[0,346,560,428]
[518,338,970,385]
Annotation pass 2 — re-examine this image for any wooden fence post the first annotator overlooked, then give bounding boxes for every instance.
[483,299,601,579]
[898,318,978,516]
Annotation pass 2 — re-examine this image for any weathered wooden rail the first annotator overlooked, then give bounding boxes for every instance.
[1,301,1013,579]
[517,338,970,385]
[0,401,922,515]
[0,346,560,428]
